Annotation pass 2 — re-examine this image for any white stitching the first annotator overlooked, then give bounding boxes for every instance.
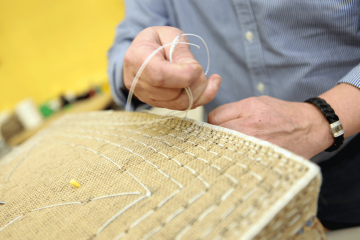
[92,192,141,201]
[221,188,235,201]
[141,226,162,240]
[224,173,238,185]
[188,191,206,205]
[198,205,217,221]
[129,210,154,229]
[249,171,263,181]
[165,207,185,223]
[96,196,146,236]
[221,205,236,220]
[0,215,23,232]
[157,190,180,208]
[32,202,82,212]
[54,133,239,187]
[175,224,192,240]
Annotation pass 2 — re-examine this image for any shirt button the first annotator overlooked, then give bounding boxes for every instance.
[245,31,254,42]
[257,82,265,92]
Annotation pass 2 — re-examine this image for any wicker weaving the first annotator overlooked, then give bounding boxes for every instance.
[0,112,325,239]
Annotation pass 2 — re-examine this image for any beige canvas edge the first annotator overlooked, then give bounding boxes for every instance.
[193,120,321,239]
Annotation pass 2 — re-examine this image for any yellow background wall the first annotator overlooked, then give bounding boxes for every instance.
[0,0,125,111]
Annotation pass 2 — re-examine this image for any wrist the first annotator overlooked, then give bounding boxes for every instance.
[318,83,360,138]
[297,102,334,154]
[304,97,345,152]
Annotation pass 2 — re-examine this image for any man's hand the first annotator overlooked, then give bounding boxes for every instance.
[208,96,334,159]
[123,26,221,110]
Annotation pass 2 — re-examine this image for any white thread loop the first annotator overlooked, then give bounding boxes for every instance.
[125,33,210,114]
[125,42,200,112]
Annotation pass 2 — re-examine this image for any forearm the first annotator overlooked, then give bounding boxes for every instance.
[301,83,360,154]
[319,83,360,138]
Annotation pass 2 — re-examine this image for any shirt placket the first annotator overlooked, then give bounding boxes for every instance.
[231,0,270,96]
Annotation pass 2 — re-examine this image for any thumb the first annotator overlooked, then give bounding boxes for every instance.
[193,74,222,108]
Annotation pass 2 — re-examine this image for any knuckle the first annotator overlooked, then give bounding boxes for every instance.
[134,93,144,103]
[123,52,132,65]
[187,64,203,85]
[148,94,156,101]
[180,102,190,110]
[258,95,269,100]
[243,97,259,107]
[123,77,132,90]
[148,67,165,87]
[257,96,270,105]
[176,98,189,110]
[169,89,183,100]
[153,77,165,87]
[203,91,214,103]
[247,96,258,103]
[208,111,216,124]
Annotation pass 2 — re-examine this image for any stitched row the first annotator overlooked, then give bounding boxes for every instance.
[198,188,260,239]
[52,134,187,189]
[53,123,297,172]
[73,128,265,185]
[54,120,291,168]
[54,132,236,188]
[149,185,240,240]
[56,131,266,193]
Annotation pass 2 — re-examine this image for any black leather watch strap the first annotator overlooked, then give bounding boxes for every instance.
[305,97,344,152]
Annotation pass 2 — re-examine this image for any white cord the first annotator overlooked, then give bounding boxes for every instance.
[125,42,200,112]
[125,33,210,115]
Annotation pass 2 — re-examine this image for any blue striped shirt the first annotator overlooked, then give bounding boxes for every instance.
[108,0,360,162]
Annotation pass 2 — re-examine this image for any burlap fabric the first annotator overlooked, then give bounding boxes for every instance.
[0,112,324,239]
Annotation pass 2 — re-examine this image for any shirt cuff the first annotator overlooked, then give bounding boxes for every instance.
[337,64,360,88]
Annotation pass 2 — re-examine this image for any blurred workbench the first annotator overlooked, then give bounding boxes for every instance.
[8,93,113,147]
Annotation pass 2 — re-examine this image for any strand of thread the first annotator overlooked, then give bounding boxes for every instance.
[125,33,210,116]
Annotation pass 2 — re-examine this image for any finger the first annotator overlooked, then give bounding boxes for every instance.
[168,35,194,63]
[171,70,208,106]
[150,29,194,63]
[126,27,204,89]
[219,119,242,132]
[151,70,208,110]
[132,88,163,108]
[193,74,221,108]
[132,80,185,109]
[218,119,253,137]
[208,102,242,125]
[132,33,203,88]
[142,56,204,88]
[143,86,194,110]
[124,50,202,91]
[147,73,220,110]
[135,80,183,101]
[150,92,190,110]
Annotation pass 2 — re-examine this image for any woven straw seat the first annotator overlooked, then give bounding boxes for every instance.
[0,112,325,239]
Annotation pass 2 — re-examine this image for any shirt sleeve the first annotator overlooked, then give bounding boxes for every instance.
[107,0,170,111]
[337,64,360,88]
